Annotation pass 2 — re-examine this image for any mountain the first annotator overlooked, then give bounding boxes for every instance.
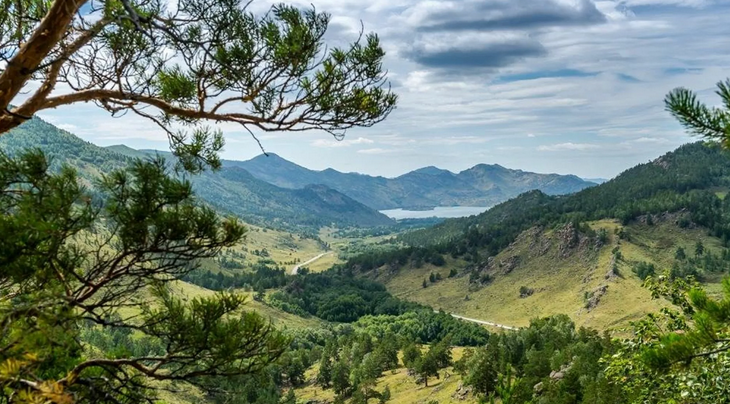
[349,142,730,330]
[583,177,609,184]
[208,153,597,210]
[0,118,393,230]
[401,142,730,250]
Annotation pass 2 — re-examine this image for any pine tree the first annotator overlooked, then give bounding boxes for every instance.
[0,1,397,170]
[332,359,351,398]
[463,340,501,397]
[695,240,705,258]
[317,343,335,388]
[402,343,421,369]
[0,151,287,402]
[379,385,391,403]
[665,79,730,146]
[414,353,439,387]
[676,246,687,260]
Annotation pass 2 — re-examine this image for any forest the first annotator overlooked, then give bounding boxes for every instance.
[3,0,730,401]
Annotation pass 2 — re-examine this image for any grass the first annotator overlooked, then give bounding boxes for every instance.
[378,219,726,332]
[295,347,478,404]
[172,280,325,329]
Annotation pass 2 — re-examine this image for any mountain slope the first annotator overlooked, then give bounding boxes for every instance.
[225,153,596,210]
[401,142,730,251]
[347,142,730,330]
[0,118,393,229]
[381,217,730,330]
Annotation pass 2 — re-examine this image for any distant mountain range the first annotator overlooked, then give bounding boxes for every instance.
[209,152,597,210]
[0,116,597,229]
[582,177,609,184]
[0,118,394,230]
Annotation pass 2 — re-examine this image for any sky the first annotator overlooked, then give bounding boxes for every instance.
[37,0,730,179]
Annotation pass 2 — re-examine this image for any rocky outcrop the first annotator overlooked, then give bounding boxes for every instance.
[557,222,591,258]
[585,285,608,311]
[452,382,473,401]
[500,255,521,274]
[520,287,535,298]
[604,254,619,281]
[653,155,670,169]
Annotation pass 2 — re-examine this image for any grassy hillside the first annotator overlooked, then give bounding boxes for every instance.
[171,280,324,329]
[376,219,726,331]
[295,347,474,404]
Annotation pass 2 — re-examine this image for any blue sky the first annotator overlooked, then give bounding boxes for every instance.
[37,0,730,179]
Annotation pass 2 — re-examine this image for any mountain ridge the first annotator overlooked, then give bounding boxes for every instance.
[347,142,730,331]
[123,148,596,210]
[0,118,393,230]
[400,142,730,251]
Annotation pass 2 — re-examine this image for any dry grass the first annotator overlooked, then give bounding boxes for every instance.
[380,220,725,332]
[295,347,479,404]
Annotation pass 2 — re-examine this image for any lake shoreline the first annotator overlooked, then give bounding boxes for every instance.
[380,206,491,220]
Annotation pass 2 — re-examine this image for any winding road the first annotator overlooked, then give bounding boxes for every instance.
[443,312,518,330]
[291,252,333,275]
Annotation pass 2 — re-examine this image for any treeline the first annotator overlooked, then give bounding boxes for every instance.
[271,271,418,322]
[289,311,489,403]
[182,260,288,291]
[183,260,417,323]
[632,242,730,281]
[340,246,446,272]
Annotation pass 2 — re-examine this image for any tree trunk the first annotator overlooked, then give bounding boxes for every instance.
[0,0,89,133]
[0,114,26,134]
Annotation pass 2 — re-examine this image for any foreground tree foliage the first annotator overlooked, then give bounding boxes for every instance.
[604,275,730,403]
[0,0,396,171]
[0,151,288,402]
[666,79,730,147]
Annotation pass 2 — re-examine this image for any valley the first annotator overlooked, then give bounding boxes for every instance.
[4,2,730,404]
[4,117,730,404]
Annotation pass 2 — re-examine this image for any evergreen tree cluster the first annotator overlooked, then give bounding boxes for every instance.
[456,315,622,404]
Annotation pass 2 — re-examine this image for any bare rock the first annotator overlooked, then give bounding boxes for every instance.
[519,287,535,298]
[500,255,520,274]
[653,156,670,169]
[452,382,473,401]
[605,255,618,281]
[549,363,573,381]
[557,223,580,258]
[585,285,609,311]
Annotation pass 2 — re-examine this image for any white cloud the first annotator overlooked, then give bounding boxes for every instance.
[538,142,601,151]
[311,137,375,148]
[497,146,524,151]
[425,135,493,145]
[357,148,396,154]
[623,137,673,144]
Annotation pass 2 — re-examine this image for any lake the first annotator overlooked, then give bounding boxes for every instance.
[380,206,491,220]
